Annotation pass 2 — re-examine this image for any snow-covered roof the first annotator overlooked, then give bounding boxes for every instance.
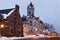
[0,8,15,19]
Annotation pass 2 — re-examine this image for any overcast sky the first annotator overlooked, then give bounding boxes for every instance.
[0,0,60,33]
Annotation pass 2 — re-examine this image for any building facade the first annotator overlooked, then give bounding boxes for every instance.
[22,3,44,36]
[0,3,57,37]
[0,5,23,37]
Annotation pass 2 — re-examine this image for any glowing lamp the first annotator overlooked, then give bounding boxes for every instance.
[1,24,4,28]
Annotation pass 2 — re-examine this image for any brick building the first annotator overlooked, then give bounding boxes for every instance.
[0,5,23,37]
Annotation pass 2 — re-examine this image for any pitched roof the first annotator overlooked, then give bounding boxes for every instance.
[0,8,15,19]
[0,8,15,14]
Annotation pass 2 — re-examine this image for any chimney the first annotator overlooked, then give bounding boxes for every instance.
[15,5,19,12]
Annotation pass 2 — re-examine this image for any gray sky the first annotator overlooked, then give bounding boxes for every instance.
[0,0,60,33]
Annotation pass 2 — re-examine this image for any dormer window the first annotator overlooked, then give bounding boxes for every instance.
[28,11,31,14]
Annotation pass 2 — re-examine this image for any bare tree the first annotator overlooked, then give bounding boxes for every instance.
[44,23,55,32]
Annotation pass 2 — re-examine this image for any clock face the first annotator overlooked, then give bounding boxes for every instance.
[28,10,32,15]
[28,11,31,14]
[27,7,34,16]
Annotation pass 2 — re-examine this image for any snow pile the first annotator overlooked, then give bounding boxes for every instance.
[0,35,48,40]
[0,36,40,40]
[0,37,9,40]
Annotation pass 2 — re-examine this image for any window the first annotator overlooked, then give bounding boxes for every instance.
[10,19,15,25]
[18,23,21,25]
[10,26,14,34]
[30,24,32,26]
[30,21,32,26]
[30,21,32,23]
[28,11,31,14]
[34,24,36,26]
[0,19,2,22]
[11,30,14,33]
[18,32,20,34]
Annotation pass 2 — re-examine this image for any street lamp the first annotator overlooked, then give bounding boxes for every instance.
[0,24,4,28]
[1,24,4,28]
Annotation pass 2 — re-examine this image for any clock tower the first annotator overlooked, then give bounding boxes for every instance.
[27,2,35,17]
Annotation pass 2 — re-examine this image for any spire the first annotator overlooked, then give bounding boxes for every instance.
[29,2,33,7]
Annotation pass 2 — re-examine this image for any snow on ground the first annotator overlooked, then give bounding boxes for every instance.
[0,35,50,40]
[0,36,43,40]
[0,37,10,40]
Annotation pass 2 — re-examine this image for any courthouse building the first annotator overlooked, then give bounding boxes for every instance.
[22,3,44,36]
